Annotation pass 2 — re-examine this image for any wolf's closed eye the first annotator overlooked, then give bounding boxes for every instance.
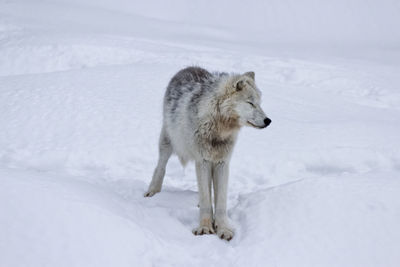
[247,101,255,107]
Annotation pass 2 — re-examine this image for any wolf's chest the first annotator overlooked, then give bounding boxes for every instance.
[196,135,236,162]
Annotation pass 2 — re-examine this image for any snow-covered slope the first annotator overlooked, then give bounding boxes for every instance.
[1,1,400,267]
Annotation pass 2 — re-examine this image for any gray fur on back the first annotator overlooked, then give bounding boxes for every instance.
[165,67,225,117]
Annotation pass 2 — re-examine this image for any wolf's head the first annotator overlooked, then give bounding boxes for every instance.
[219,72,271,129]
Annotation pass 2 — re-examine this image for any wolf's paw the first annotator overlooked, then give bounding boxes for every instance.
[215,224,234,241]
[144,189,159,197]
[192,217,215,235]
[192,225,215,235]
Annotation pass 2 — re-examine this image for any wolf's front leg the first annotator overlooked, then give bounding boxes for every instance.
[213,161,234,241]
[193,160,214,235]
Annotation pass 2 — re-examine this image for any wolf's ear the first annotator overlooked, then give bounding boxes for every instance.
[234,79,245,91]
[244,71,255,80]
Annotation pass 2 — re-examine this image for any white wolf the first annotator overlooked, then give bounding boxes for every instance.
[144,66,271,241]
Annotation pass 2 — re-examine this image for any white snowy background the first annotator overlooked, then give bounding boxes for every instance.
[1,0,400,266]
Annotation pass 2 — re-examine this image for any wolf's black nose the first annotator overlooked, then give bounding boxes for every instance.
[264,118,271,127]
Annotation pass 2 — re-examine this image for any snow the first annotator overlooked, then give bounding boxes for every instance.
[1,0,400,266]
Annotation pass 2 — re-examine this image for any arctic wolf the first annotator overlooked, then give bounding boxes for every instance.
[144,67,271,241]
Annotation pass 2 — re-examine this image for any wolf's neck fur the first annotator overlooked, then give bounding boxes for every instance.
[197,107,239,140]
[212,76,241,134]
[195,77,240,162]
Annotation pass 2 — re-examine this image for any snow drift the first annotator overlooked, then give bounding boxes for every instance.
[1,0,400,266]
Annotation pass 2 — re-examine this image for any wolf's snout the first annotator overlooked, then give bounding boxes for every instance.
[263,117,271,127]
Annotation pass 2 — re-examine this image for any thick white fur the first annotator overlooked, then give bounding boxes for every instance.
[145,69,268,241]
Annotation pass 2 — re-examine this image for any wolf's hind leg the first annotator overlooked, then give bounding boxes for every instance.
[144,127,172,197]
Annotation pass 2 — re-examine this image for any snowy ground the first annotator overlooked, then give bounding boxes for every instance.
[1,1,400,267]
